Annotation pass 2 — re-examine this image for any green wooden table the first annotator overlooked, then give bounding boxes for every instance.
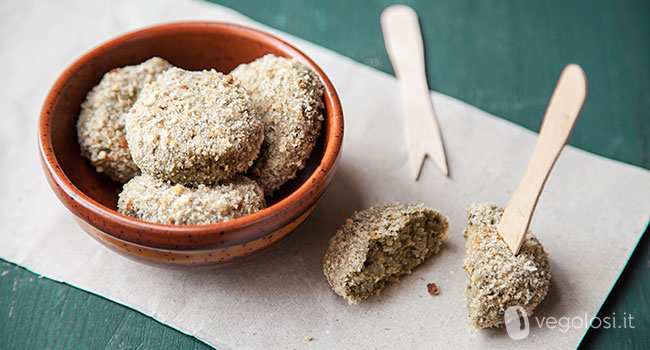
[1,0,648,348]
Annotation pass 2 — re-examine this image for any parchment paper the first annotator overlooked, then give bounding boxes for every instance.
[1,0,649,349]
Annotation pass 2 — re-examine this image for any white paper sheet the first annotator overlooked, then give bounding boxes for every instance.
[1,0,649,349]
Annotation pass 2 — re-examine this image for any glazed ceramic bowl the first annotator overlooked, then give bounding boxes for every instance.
[38,22,343,269]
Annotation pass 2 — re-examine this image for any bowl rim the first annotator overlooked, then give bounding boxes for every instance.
[38,21,343,250]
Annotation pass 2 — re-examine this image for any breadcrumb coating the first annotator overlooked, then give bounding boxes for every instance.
[462,202,551,329]
[125,67,264,186]
[324,203,448,303]
[118,174,266,225]
[231,54,324,196]
[76,57,172,183]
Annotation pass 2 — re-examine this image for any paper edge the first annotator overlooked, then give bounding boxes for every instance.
[576,221,650,347]
[0,257,219,349]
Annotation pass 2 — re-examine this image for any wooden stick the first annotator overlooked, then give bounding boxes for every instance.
[381,5,449,179]
[498,64,588,255]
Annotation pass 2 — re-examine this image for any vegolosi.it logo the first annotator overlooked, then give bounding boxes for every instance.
[504,305,635,340]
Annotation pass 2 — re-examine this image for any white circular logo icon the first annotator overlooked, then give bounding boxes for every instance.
[504,305,530,340]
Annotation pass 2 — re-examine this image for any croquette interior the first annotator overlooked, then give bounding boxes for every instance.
[345,212,448,300]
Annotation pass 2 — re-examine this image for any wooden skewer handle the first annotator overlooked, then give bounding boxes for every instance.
[381,5,449,178]
[498,64,588,254]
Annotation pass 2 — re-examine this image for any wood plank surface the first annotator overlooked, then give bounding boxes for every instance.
[1,0,648,349]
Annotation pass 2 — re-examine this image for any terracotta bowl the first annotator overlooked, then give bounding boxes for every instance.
[38,22,343,269]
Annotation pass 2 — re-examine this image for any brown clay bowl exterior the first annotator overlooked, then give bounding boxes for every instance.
[38,22,343,269]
